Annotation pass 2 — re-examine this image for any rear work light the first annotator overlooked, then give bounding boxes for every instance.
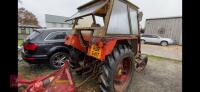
[24,43,38,51]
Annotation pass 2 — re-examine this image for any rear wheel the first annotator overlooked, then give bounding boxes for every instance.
[49,52,70,69]
[99,45,135,92]
[160,41,168,46]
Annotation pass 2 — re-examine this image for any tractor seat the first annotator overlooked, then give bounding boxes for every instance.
[91,23,101,27]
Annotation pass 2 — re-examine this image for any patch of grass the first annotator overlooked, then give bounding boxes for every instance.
[144,54,182,63]
[18,61,98,92]
[18,61,53,79]
[18,40,23,46]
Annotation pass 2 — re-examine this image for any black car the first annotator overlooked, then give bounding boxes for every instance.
[21,28,72,69]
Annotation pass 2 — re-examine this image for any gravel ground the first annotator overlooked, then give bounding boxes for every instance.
[129,57,182,92]
[141,44,182,61]
[18,56,182,92]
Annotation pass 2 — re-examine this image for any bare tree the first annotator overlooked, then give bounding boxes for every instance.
[18,7,39,26]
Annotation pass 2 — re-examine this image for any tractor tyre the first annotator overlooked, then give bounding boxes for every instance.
[99,45,135,92]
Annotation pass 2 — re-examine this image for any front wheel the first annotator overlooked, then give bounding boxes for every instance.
[99,45,135,92]
[141,40,145,44]
[49,52,70,69]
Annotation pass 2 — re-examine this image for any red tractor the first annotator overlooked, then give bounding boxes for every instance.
[17,0,148,92]
[64,0,148,92]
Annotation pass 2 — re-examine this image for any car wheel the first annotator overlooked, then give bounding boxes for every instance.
[141,40,145,44]
[49,52,70,69]
[161,41,168,46]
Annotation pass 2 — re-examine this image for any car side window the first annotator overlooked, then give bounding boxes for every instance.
[152,35,158,38]
[144,35,156,38]
[143,35,150,38]
[45,31,66,41]
[146,35,150,37]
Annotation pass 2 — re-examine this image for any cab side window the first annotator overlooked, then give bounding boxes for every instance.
[107,0,130,34]
[129,8,138,34]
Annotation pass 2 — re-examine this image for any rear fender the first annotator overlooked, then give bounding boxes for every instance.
[103,39,117,56]
[47,46,70,57]
[101,39,138,61]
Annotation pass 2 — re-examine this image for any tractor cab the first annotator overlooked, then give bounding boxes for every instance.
[65,0,143,61]
[64,0,147,92]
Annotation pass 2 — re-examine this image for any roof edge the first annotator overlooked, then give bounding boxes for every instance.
[123,0,139,9]
[146,16,182,20]
[77,0,100,10]
[45,14,70,19]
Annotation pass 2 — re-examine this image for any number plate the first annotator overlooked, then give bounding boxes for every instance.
[88,44,102,59]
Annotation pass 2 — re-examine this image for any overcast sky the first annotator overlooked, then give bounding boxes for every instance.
[18,0,182,28]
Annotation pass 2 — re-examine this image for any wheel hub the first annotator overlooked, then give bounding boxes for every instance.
[53,54,68,67]
[114,57,132,92]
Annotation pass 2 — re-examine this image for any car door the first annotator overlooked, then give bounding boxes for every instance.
[143,35,154,43]
[141,35,150,42]
[150,35,160,43]
[43,31,68,51]
[145,35,158,43]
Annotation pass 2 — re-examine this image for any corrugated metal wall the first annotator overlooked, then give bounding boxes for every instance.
[145,17,182,45]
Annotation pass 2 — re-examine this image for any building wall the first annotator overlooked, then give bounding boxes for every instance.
[145,17,182,45]
[46,22,71,28]
[75,16,93,28]
[18,27,37,40]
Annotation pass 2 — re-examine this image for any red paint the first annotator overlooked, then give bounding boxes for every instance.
[115,75,129,81]
[65,34,138,61]
[65,34,86,52]
[100,36,136,61]
[24,57,35,61]
[10,74,18,88]
[103,39,117,56]
[18,61,75,92]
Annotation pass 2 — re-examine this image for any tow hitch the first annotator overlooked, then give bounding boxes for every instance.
[135,53,148,72]
[17,60,75,92]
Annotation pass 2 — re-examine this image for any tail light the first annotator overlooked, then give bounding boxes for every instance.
[24,57,35,61]
[24,43,38,51]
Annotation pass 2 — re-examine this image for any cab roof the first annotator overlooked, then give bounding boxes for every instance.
[66,0,139,21]
[78,0,139,10]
